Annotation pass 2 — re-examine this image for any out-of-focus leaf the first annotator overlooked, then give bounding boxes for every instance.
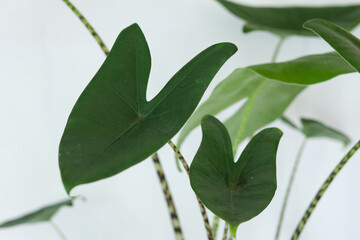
[301,118,350,145]
[190,115,282,237]
[217,0,360,36]
[178,52,352,153]
[59,23,237,194]
[304,19,360,72]
[280,116,300,130]
[0,199,74,228]
[281,116,350,146]
[249,52,355,85]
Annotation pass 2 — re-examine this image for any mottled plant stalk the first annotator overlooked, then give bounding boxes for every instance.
[168,140,214,240]
[291,140,360,240]
[152,153,184,240]
[61,1,184,239]
[222,223,229,240]
[212,215,220,239]
[62,0,109,55]
[275,138,307,240]
[49,220,67,240]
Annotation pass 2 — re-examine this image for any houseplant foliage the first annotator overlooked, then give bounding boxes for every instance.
[286,19,360,239]
[304,19,360,72]
[59,23,237,194]
[0,199,76,239]
[176,0,360,163]
[190,115,282,237]
[216,0,360,36]
[0,199,74,228]
[282,116,350,145]
[2,1,360,239]
[177,52,355,154]
[275,116,350,240]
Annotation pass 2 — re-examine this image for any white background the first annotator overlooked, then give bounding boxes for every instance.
[1,0,360,239]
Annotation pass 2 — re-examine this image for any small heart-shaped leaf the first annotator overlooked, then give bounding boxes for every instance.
[0,199,74,228]
[59,23,237,194]
[304,19,360,72]
[190,115,282,237]
[217,0,360,36]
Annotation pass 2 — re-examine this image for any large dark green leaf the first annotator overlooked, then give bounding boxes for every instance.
[190,115,282,237]
[304,19,360,72]
[281,116,350,146]
[216,0,360,36]
[59,23,237,194]
[0,199,74,228]
[177,52,353,153]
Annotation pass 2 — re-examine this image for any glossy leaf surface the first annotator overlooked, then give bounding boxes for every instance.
[217,0,360,36]
[190,115,282,235]
[0,199,73,228]
[304,19,360,72]
[59,24,237,194]
[178,52,353,152]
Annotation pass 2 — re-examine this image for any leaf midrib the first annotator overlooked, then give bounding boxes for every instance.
[233,79,267,152]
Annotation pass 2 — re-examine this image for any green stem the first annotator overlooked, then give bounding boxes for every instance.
[291,140,360,240]
[152,153,184,240]
[62,0,109,55]
[62,1,185,239]
[275,138,307,240]
[222,223,229,240]
[271,36,285,63]
[168,140,214,240]
[212,215,220,239]
[49,220,67,240]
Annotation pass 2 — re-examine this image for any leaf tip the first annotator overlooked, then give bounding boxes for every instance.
[303,18,327,30]
[230,224,238,238]
[63,181,74,196]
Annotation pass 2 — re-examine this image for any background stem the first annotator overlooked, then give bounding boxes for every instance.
[222,223,229,240]
[152,153,184,240]
[275,138,307,240]
[291,141,360,240]
[49,220,67,240]
[212,215,220,239]
[168,140,214,240]
[272,36,285,63]
[62,0,109,55]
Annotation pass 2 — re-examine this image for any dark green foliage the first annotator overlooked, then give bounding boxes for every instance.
[190,115,282,237]
[59,23,237,194]
[304,19,360,72]
[178,52,353,153]
[217,0,360,36]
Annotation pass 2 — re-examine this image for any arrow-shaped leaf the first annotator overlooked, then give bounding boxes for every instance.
[59,23,237,194]
[217,0,360,36]
[304,18,360,72]
[281,116,351,146]
[302,118,350,145]
[190,115,282,237]
[0,199,74,228]
[177,52,353,153]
